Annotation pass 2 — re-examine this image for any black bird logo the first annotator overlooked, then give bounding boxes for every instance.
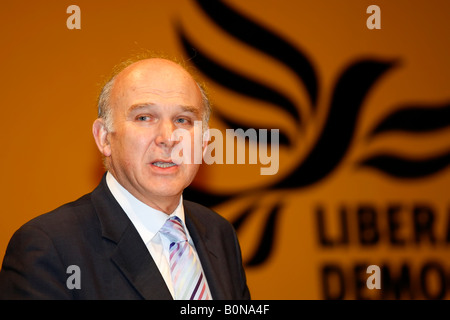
[177,0,450,267]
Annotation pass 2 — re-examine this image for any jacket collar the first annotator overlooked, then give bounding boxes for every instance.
[91,174,226,300]
[91,174,172,300]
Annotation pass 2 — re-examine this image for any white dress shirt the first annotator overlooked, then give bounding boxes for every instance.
[105,172,210,299]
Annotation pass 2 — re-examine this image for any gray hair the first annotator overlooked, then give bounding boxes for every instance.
[97,54,211,132]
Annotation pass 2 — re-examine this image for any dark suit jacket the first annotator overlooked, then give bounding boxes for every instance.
[0,175,250,300]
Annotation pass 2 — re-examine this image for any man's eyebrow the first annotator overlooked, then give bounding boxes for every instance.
[180,105,201,116]
[127,103,155,114]
[127,103,201,116]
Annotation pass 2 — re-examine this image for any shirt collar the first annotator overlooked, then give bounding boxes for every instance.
[105,171,186,245]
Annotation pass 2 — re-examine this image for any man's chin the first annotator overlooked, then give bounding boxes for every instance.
[143,182,184,198]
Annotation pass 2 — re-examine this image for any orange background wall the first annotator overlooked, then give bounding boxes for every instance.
[1,0,449,299]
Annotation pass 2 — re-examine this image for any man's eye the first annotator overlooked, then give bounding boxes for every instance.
[176,118,190,124]
[137,115,151,121]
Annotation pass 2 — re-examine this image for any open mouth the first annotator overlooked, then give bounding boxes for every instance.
[151,161,177,168]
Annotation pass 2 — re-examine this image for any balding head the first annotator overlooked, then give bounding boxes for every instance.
[97,57,211,132]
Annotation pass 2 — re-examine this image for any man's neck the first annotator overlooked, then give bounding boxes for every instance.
[106,171,181,215]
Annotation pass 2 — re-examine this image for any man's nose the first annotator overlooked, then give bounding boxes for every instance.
[155,119,176,149]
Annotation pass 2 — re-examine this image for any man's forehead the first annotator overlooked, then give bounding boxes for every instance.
[111,59,202,104]
[118,59,197,88]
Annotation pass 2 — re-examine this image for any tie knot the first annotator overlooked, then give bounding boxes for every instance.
[160,216,188,244]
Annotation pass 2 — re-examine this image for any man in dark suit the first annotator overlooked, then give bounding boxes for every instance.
[0,56,250,300]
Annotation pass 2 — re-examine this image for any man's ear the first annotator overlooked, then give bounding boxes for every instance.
[92,118,111,157]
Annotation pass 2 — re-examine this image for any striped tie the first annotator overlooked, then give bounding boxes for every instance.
[160,216,211,300]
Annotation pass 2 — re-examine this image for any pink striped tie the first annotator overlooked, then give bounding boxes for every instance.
[160,216,211,300]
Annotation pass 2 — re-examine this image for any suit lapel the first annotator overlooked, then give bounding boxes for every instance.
[184,204,228,300]
[91,174,172,300]
[110,224,172,300]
